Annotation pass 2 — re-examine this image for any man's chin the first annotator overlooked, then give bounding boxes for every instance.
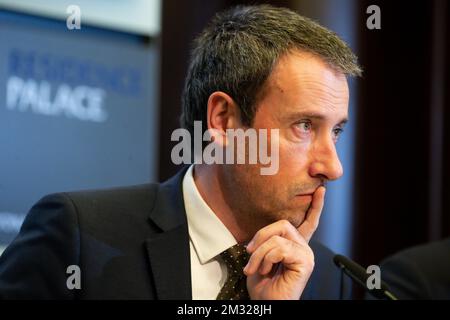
[250,199,311,230]
[290,214,307,229]
[291,203,312,227]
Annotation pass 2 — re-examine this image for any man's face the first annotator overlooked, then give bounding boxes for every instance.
[221,50,349,232]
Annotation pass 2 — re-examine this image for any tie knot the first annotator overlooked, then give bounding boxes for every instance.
[220,244,249,273]
[217,244,250,300]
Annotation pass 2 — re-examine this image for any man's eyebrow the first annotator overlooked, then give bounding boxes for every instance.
[283,112,348,125]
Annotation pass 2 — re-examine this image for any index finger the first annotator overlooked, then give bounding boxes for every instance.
[246,220,304,254]
[297,186,326,242]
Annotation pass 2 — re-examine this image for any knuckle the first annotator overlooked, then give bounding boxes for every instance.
[307,249,315,266]
[301,248,315,273]
[282,245,291,258]
[310,253,315,268]
[308,258,315,272]
[253,230,263,243]
[280,219,291,229]
[271,235,284,245]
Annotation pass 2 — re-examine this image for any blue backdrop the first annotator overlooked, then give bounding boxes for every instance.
[0,10,159,250]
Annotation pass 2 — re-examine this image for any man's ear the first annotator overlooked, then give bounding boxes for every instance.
[206,91,241,146]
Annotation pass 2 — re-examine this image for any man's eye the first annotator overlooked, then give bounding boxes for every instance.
[333,127,344,139]
[296,122,312,133]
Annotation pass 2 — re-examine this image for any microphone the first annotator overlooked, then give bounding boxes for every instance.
[333,254,398,300]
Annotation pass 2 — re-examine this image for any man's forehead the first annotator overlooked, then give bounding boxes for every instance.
[271,54,348,90]
[264,52,348,100]
[272,50,346,78]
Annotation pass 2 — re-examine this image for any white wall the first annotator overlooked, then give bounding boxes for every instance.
[0,0,161,36]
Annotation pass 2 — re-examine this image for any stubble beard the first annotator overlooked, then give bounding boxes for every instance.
[220,166,312,242]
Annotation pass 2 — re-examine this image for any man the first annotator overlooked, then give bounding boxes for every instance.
[378,238,450,300]
[0,5,361,299]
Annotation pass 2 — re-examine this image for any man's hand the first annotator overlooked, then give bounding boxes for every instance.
[244,186,326,300]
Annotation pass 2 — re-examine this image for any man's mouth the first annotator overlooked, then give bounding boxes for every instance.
[296,183,325,197]
[297,192,314,196]
[295,193,313,199]
[296,190,316,197]
[295,193,314,202]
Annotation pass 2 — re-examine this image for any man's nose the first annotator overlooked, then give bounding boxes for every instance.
[308,137,344,181]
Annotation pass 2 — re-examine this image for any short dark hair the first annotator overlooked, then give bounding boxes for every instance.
[180,4,362,136]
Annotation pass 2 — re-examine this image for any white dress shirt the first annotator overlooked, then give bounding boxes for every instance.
[182,165,237,300]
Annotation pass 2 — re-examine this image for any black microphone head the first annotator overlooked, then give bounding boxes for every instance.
[334,254,368,282]
[333,254,394,300]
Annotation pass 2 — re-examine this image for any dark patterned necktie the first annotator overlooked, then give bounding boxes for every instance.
[216,244,250,300]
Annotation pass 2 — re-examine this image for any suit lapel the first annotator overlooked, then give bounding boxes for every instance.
[145,166,192,300]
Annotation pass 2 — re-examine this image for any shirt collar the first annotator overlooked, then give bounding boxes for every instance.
[182,165,237,264]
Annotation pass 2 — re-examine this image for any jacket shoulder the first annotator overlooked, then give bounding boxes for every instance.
[0,192,81,298]
[380,239,450,299]
[64,183,159,214]
[60,183,163,251]
[64,183,158,217]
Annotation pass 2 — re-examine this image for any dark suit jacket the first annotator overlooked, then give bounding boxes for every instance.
[379,238,450,300]
[0,167,351,299]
